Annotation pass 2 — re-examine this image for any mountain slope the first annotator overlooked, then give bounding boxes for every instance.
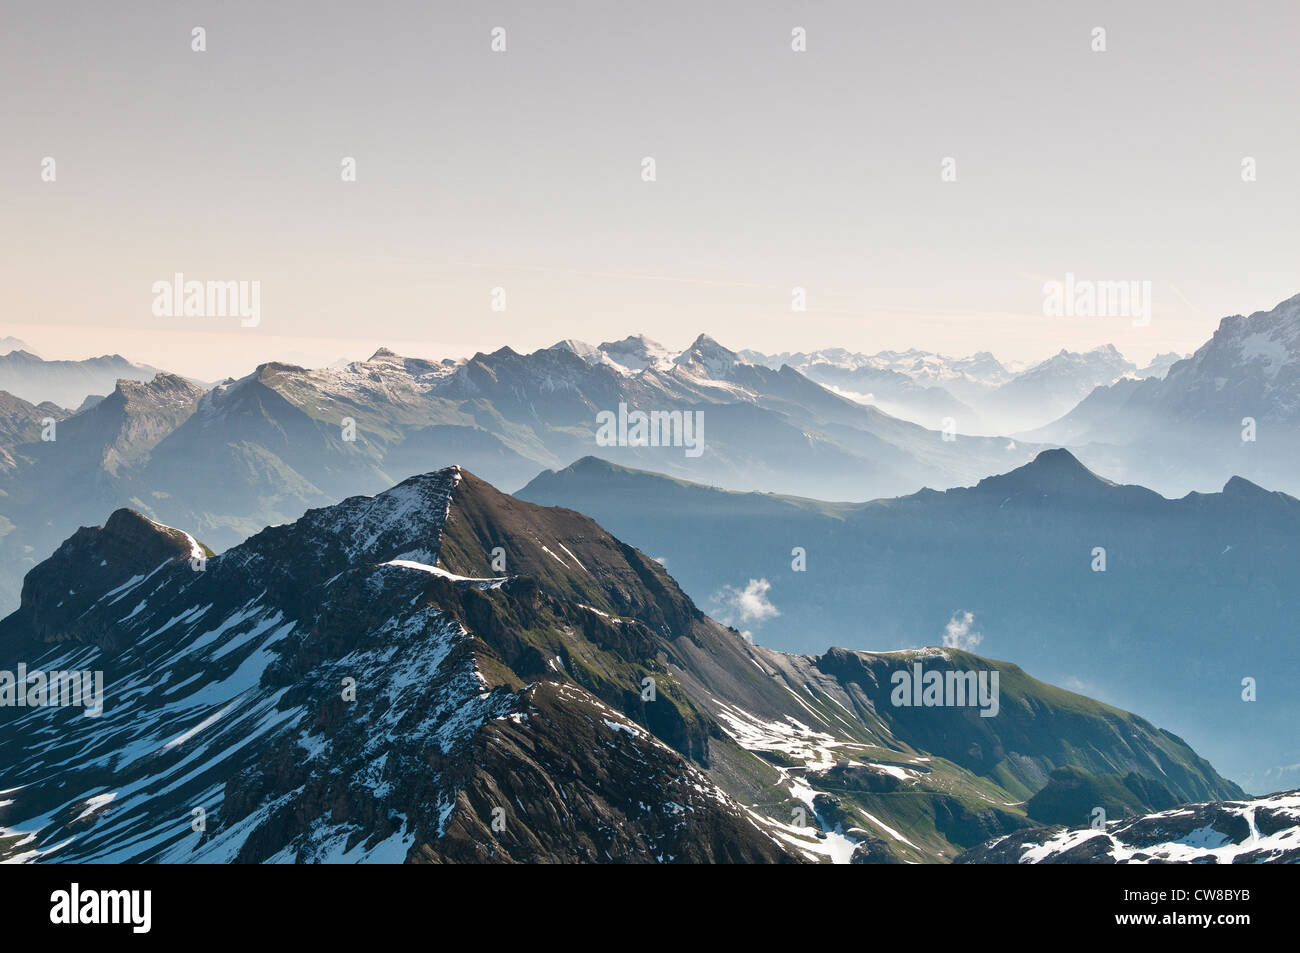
[743,347,989,429]
[519,451,1300,794]
[958,790,1300,864]
[0,350,176,409]
[439,332,1040,499]
[980,345,1135,433]
[1030,293,1300,496]
[0,466,1240,863]
[0,374,207,610]
[0,338,37,358]
[0,468,792,863]
[0,392,67,471]
[0,338,1045,614]
[746,344,1139,434]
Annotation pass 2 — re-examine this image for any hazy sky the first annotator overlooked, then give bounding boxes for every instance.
[4,0,1299,380]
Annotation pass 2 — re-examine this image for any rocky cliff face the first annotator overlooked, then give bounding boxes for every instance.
[0,467,794,862]
[519,449,1300,795]
[1031,293,1300,497]
[0,467,1246,863]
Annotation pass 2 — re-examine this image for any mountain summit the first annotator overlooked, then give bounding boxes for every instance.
[0,466,1242,863]
[520,453,1300,793]
[971,447,1120,498]
[1031,292,1300,496]
[0,350,179,409]
[672,333,748,378]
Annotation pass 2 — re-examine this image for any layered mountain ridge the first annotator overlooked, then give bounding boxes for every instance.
[0,465,1242,863]
[1029,292,1300,496]
[520,449,1300,794]
[0,333,1046,613]
[0,349,180,410]
[743,341,1151,434]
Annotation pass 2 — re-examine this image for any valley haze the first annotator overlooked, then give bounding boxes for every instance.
[1,293,1297,869]
[3,0,1297,879]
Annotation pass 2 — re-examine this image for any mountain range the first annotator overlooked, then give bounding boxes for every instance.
[5,286,1289,624]
[0,466,1247,863]
[744,342,1174,435]
[1,297,1295,863]
[519,449,1300,795]
[1026,292,1300,498]
[958,789,1300,863]
[0,334,1047,613]
[0,348,176,411]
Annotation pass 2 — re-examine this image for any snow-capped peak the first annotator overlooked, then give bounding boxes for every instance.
[280,467,463,567]
[673,334,748,379]
[596,334,674,373]
[1158,292,1300,395]
[547,339,602,362]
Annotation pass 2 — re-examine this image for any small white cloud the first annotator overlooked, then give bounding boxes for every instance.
[712,578,780,626]
[942,610,982,650]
